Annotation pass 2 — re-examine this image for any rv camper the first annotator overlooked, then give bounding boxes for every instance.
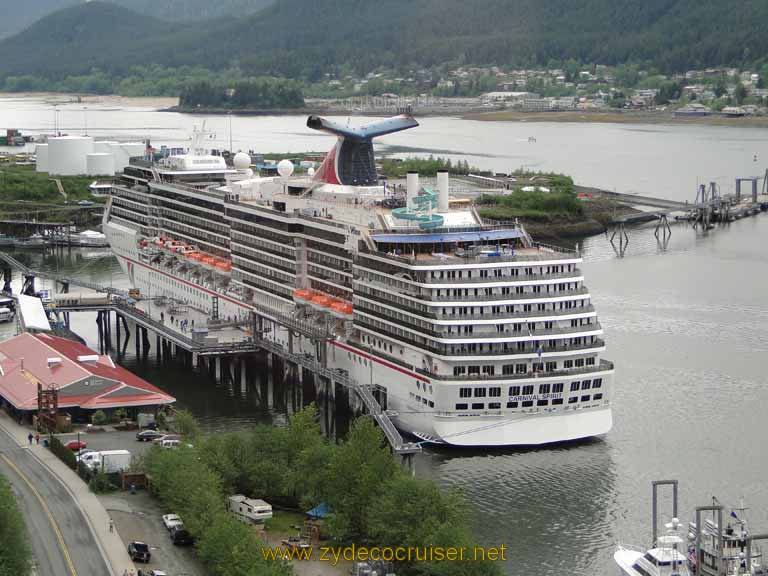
[227,495,273,524]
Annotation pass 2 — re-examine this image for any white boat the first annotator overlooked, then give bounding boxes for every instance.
[615,518,691,576]
[103,114,615,447]
[15,233,46,247]
[688,500,766,576]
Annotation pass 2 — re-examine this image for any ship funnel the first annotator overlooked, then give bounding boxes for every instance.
[437,170,450,211]
[406,172,420,210]
[307,113,419,186]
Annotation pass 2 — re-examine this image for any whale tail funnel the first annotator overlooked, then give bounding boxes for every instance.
[307,113,419,186]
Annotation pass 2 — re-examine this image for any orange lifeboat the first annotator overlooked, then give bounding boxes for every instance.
[293,289,313,303]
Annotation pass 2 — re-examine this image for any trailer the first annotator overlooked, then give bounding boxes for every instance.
[86,449,131,473]
[227,495,273,524]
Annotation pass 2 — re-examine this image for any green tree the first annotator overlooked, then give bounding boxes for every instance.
[173,409,201,439]
[734,83,748,104]
[0,474,32,576]
[325,418,399,541]
[92,410,107,426]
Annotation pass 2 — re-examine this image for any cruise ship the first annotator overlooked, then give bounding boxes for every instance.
[103,114,614,446]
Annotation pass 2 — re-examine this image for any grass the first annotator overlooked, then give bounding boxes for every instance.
[0,164,97,203]
[264,510,306,537]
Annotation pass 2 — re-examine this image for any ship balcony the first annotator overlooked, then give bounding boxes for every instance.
[362,279,590,303]
[354,308,602,342]
[416,359,615,381]
[354,265,583,287]
[353,290,595,322]
[358,242,581,268]
[356,320,605,358]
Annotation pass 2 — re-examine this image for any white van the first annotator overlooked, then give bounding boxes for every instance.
[0,307,14,323]
[160,439,180,449]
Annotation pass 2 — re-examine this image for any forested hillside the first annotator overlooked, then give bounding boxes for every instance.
[0,0,275,39]
[1,0,767,81]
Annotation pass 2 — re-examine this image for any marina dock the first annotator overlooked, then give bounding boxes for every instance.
[1,255,421,458]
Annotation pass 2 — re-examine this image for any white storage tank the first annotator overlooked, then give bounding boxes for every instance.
[48,136,94,175]
[109,142,145,171]
[86,153,115,176]
[35,144,49,173]
[93,140,118,154]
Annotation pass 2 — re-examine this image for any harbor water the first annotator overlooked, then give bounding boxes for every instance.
[1,95,768,576]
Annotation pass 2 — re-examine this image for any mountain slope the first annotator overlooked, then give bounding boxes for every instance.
[0,0,275,39]
[1,0,767,80]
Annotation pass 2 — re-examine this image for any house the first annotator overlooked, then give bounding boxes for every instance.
[0,333,175,422]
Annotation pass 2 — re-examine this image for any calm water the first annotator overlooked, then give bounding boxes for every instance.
[2,95,768,576]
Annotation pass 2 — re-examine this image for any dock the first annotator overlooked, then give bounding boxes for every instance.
[1,254,421,458]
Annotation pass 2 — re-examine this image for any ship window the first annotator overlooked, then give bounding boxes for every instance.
[537,399,548,406]
[502,364,514,375]
[422,398,428,405]
[509,386,520,396]
[521,400,534,407]
[471,403,484,410]
[553,383,564,393]
[455,403,468,410]
[568,397,578,404]
[506,401,518,409]
[581,380,591,390]
[593,378,602,388]
[488,402,501,410]
[515,363,527,374]
[488,387,501,397]
[593,394,603,400]
[570,382,581,392]
[539,384,551,394]
[459,387,471,398]
[428,401,434,407]
[522,385,534,395]
[580,395,591,402]
[586,357,596,365]
[564,360,573,368]
[552,398,564,405]
[415,395,422,402]
[473,388,486,398]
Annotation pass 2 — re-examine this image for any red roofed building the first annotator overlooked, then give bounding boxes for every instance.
[0,333,175,420]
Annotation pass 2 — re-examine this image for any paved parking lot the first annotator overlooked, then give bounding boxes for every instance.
[100,491,205,576]
[56,429,205,576]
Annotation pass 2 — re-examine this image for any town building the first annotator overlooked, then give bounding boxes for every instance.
[0,333,175,422]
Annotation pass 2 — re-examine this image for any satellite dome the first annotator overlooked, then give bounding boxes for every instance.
[277,159,294,178]
[307,167,316,177]
[233,152,251,170]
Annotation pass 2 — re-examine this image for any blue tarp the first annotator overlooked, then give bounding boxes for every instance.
[371,229,524,244]
[306,503,330,519]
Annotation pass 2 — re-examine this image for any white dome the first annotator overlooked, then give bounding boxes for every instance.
[233,152,251,170]
[307,167,316,177]
[277,159,294,178]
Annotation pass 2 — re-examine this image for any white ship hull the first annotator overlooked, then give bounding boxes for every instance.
[106,219,613,447]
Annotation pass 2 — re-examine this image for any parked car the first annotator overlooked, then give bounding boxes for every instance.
[170,526,194,546]
[160,439,180,449]
[75,448,96,458]
[151,434,180,445]
[162,513,183,531]
[128,541,151,563]
[148,571,167,576]
[65,439,87,451]
[136,430,164,442]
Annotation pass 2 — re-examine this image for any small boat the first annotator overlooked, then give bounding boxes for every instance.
[615,518,691,576]
[15,233,46,248]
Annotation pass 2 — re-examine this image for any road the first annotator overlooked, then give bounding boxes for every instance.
[0,428,109,576]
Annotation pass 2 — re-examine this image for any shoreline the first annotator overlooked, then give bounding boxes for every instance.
[463,109,768,127]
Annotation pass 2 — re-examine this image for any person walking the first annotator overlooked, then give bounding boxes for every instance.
[27,433,33,445]
[109,519,115,533]
[35,433,40,445]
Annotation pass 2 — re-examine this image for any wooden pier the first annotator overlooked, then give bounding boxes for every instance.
[1,254,421,459]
